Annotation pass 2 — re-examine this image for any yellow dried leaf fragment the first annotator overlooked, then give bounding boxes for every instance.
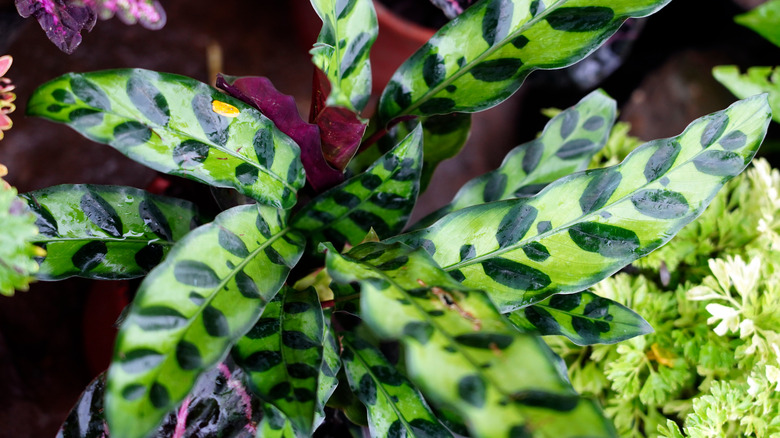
[212,100,240,117]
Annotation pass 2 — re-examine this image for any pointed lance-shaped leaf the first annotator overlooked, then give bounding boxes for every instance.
[377,0,671,123]
[232,287,324,436]
[27,69,305,209]
[309,0,378,113]
[323,241,616,437]
[341,332,453,438]
[508,290,653,345]
[216,74,344,192]
[291,124,423,248]
[58,363,263,438]
[20,185,198,280]
[105,204,304,438]
[314,317,342,429]
[415,89,616,228]
[391,96,772,312]
[734,0,780,48]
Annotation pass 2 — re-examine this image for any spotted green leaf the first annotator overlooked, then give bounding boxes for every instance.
[314,318,342,429]
[714,66,780,124]
[324,241,616,437]
[105,204,304,438]
[27,69,305,209]
[20,185,198,280]
[291,124,423,247]
[341,332,453,438]
[258,403,298,438]
[310,0,378,112]
[232,287,324,436]
[507,290,653,345]
[735,0,780,48]
[416,90,615,228]
[391,96,772,311]
[377,0,670,123]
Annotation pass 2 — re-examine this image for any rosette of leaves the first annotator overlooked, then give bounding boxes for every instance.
[16,0,776,437]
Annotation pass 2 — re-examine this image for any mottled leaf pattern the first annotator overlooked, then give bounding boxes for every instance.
[258,403,298,438]
[57,363,262,438]
[27,69,305,209]
[105,204,304,438]
[310,0,378,111]
[341,332,453,438]
[20,185,198,280]
[378,0,671,122]
[291,125,423,247]
[391,96,771,311]
[507,290,653,345]
[232,287,324,436]
[324,241,616,437]
[314,318,342,429]
[714,66,780,124]
[416,90,615,228]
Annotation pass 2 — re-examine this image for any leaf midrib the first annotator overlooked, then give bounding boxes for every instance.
[31,236,174,246]
[343,338,420,437]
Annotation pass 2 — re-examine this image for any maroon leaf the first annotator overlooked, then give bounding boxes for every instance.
[310,68,367,172]
[15,0,97,54]
[216,74,344,192]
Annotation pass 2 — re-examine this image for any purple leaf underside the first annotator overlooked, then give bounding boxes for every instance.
[216,73,344,192]
[16,0,97,54]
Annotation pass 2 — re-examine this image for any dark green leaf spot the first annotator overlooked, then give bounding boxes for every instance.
[113,121,152,147]
[269,382,292,399]
[511,35,529,49]
[235,269,261,299]
[173,140,210,168]
[483,172,508,202]
[423,52,446,87]
[264,246,288,266]
[546,7,615,32]
[68,108,103,127]
[72,241,107,272]
[218,228,250,258]
[556,138,597,159]
[521,140,543,174]
[496,204,538,248]
[482,0,514,46]
[568,222,640,258]
[174,260,221,287]
[287,363,319,379]
[358,373,377,405]
[361,173,382,190]
[149,382,170,409]
[482,258,551,291]
[512,390,579,411]
[700,113,730,148]
[203,306,229,337]
[454,333,514,350]
[175,341,202,370]
[537,221,552,234]
[192,94,229,146]
[333,190,361,208]
[402,321,433,344]
[126,75,170,126]
[134,306,187,331]
[522,242,550,262]
[460,244,476,262]
[246,318,279,339]
[81,191,123,237]
[458,375,486,408]
[583,116,604,131]
[70,76,111,110]
[242,350,282,372]
[282,331,318,350]
[470,58,523,82]
[719,130,747,150]
[693,150,746,177]
[579,170,622,214]
[121,384,146,401]
[235,163,259,185]
[340,31,371,78]
[370,192,408,210]
[560,110,579,140]
[524,306,560,334]
[548,293,581,311]
[52,88,75,104]
[371,365,405,386]
[120,349,163,374]
[284,301,311,314]
[631,189,689,219]
[644,140,681,182]
[419,98,456,114]
[138,200,173,241]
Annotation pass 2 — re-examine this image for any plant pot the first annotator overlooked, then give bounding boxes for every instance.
[290,0,435,95]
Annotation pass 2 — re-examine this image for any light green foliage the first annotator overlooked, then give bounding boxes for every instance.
[27,69,305,209]
[393,96,772,311]
[550,156,780,436]
[378,0,670,123]
[20,185,198,280]
[325,241,616,438]
[416,90,616,229]
[735,0,780,48]
[258,403,298,438]
[291,125,423,247]
[508,290,653,346]
[714,66,780,124]
[310,0,377,111]
[0,176,41,295]
[233,287,324,436]
[341,332,452,438]
[105,204,305,438]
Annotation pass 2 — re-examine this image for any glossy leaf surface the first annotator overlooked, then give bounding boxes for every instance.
[58,363,262,438]
[714,66,780,124]
[27,69,305,209]
[310,0,378,112]
[378,0,670,123]
[232,287,324,436]
[416,90,615,228]
[324,241,615,437]
[341,332,452,438]
[735,0,780,48]
[291,125,423,247]
[105,204,304,438]
[21,185,198,280]
[392,96,772,311]
[315,318,341,429]
[507,290,653,345]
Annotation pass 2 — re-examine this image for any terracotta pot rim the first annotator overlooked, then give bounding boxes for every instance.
[373,1,436,45]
